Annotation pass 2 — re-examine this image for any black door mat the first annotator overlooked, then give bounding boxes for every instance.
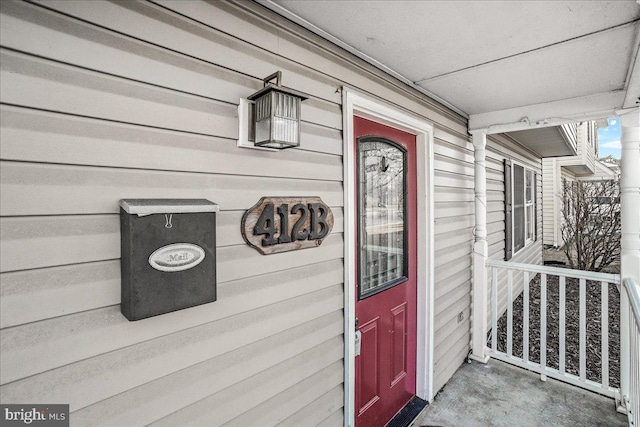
[386,395,428,427]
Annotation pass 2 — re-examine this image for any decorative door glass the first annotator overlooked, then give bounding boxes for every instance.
[358,137,408,298]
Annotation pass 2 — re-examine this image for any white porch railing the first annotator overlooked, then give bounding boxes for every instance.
[622,278,640,426]
[485,259,621,398]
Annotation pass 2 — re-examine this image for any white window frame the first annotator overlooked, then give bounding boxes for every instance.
[525,168,535,244]
[511,160,536,256]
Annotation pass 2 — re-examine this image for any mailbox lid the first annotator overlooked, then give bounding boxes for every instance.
[120,199,219,216]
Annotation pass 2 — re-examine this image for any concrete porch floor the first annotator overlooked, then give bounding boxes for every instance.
[414,359,628,427]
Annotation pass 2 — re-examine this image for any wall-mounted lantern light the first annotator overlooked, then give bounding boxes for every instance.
[246,72,308,149]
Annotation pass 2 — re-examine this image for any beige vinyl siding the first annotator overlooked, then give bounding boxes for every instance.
[541,155,578,249]
[0,1,345,424]
[576,122,597,174]
[485,134,544,325]
[558,168,578,248]
[0,0,472,423]
[432,132,474,392]
[542,158,558,246]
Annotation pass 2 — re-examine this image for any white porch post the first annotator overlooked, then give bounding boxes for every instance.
[471,131,490,363]
[619,108,640,408]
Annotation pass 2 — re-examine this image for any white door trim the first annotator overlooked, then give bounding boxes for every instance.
[342,87,435,427]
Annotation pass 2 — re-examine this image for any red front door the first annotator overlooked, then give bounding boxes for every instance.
[354,117,417,427]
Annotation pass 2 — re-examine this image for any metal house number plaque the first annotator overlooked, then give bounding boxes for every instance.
[242,196,334,255]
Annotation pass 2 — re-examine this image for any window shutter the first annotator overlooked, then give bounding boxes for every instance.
[504,159,513,260]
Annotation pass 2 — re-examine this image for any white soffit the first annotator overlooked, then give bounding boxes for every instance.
[506,127,575,158]
[265,0,640,124]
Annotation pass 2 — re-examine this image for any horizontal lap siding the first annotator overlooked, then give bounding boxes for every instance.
[0,0,471,424]
[557,169,577,248]
[277,385,344,427]
[0,210,345,274]
[0,0,344,424]
[432,133,474,393]
[0,107,343,178]
[541,158,558,246]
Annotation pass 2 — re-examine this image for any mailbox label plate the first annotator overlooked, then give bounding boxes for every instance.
[148,243,205,272]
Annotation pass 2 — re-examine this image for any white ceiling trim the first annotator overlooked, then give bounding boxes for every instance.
[254,0,469,118]
[469,91,628,134]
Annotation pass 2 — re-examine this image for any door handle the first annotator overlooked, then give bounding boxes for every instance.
[354,317,361,357]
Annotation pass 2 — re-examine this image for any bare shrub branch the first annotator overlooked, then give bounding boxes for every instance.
[561,178,620,272]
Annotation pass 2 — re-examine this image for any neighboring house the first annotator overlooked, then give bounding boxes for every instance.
[541,121,617,248]
[0,2,638,427]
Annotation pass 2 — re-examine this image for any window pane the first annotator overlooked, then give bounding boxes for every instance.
[527,204,535,241]
[513,164,525,252]
[525,170,534,241]
[525,170,533,203]
[358,139,407,297]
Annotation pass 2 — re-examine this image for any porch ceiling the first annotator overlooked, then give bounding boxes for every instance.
[260,0,640,137]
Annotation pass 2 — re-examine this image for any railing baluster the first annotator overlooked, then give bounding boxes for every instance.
[621,278,640,426]
[507,269,513,357]
[483,259,623,398]
[633,320,637,423]
[559,276,566,374]
[523,271,529,363]
[579,278,586,382]
[541,273,547,380]
[601,281,608,388]
[491,266,498,353]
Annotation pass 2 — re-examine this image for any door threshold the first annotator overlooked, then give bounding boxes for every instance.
[386,396,428,427]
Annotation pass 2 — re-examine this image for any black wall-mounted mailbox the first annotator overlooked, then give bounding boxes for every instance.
[120,199,219,321]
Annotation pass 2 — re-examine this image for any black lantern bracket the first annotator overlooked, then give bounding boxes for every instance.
[237,72,309,151]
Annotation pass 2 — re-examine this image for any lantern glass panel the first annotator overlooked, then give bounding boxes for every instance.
[272,92,299,146]
[254,93,272,146]
[254,91,301,149]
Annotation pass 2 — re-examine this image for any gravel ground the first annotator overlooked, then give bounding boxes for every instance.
[492,249,621,388]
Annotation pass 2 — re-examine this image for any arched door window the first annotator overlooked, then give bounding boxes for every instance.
[357,137,408,299]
